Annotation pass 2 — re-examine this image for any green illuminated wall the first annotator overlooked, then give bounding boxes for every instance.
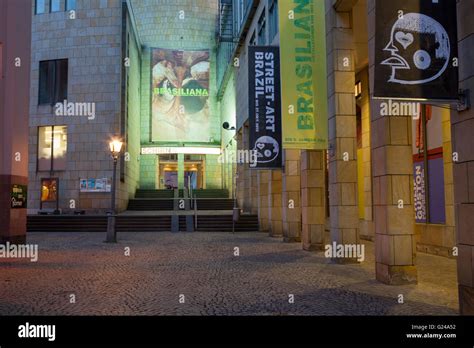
[133,0,222,189]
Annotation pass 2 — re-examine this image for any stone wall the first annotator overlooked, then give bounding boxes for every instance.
[28,0,124,213]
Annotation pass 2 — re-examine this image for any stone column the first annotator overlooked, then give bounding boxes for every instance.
[301,150,326,251]
[268,170,283,237]
[241,124,251,213]
[257,170,271,232]
[282,149,302,243]
[249,168,258,214]
[326,8,360,263]
[453,0,474,314]
[235,130,245,209]
[367,2,417,284]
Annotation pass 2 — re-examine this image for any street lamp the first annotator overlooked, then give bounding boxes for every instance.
[106,137,123,243]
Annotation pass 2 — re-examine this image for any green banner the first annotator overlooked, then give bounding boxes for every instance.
[279,0,328,149]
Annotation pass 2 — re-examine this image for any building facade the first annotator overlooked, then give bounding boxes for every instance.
[27,0,222,215]
[0,0,32,243]
[217,0,474,314]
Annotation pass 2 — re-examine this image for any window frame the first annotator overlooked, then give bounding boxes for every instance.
[35,0,46,15]
[66,0,76,11]
[38,59,68,106]
[37,125,68,173]
[50,0,62,13]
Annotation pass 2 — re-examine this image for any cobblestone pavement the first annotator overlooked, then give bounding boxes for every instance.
[0,232,458,315]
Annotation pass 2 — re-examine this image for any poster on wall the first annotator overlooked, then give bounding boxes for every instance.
[374,0,458,100]
[278,0,328,149]
[79,178,111,193]
[41,178,58,203]
[151,48,211,142]
[248,46,282,169]
[412,105,446,224]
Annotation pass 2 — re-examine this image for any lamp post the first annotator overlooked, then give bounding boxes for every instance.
[106,137,123,243]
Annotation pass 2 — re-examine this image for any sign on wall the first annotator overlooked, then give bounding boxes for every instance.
[278,0,328,149]
[248,46,282,169]
[11,185,27,209]
[151,48,212,143]
[374,0,458,100]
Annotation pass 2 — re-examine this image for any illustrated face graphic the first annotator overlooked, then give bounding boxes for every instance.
[254,136,279,164]
[382,13,450,85]
[152,51,210,116]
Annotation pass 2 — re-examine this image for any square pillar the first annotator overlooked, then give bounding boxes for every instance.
[367,3,417,284]
[282,149,301,243]
[326,9,360,263]
[301,150,326,251]
[257,170,271,232]
[268,170,283,237]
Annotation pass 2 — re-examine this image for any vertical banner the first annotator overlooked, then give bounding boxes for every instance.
[412,105,446,224]
[278,0,328,149]
[374,0,458,100]
[248,46,282,169]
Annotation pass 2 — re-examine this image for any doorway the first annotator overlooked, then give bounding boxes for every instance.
[158,154,204,190]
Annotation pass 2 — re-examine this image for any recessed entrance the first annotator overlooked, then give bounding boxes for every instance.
[158,154,204,190]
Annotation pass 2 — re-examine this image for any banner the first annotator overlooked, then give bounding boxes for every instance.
[151,48,211,142]
[412,105,446,224]
[278,0,328,149]
[374,0,458,100]
[248,46,282,169]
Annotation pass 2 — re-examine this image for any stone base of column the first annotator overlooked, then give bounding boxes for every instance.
[376,263,418,285]
[459,285,474,315]
[269,220,283,238]
[259,219,270,232]
[302,225,325,251]
[282,221,301,243]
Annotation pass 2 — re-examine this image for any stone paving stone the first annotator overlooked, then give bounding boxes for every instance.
[0,232,458,315]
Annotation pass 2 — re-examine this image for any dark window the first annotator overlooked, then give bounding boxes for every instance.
[249,31,256,46]
[38,59,68,105]
[50,0,61,12]
[35,0,46,14]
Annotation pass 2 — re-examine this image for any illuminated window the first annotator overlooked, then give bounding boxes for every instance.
[38,126,68,171]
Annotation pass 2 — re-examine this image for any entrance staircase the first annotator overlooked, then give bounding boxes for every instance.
[27,189,259,233]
